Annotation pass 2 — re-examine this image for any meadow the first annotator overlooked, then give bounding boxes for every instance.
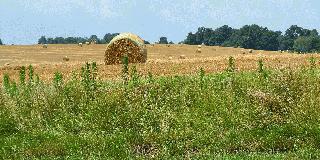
[1,54,320,159]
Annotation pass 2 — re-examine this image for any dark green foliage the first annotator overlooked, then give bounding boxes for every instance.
[227,56,236,72]
[0,38,2,45]
[103,33,120,43]
[184,24,320,52]
[2,62,320,159]
[293,36,320,53]
[19,66,26,85]
[38,36,47,44]
[144,40,150,44]
[159,37,168,44]
[122,55,129,84]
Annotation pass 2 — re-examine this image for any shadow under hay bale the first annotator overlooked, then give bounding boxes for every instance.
[105,33,147,65]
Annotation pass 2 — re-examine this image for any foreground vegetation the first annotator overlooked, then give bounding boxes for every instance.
[1,58,320,159]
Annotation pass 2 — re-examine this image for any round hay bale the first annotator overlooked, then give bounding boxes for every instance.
[196,48,201,53]
[85,42,90,45]
[197,45,202,48]
[42,44,48,48]
[168,56,173,60]
[179,55,186,59]
[105,33,147,65]
[249,49,253,53]
[63,56,70,62]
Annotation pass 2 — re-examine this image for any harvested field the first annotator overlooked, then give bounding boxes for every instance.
[0,44,318,82]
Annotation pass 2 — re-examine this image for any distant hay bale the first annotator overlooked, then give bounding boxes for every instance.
[85,42,90,45]
[42,44,48,48]
[78,43,83,47]
[198,45,202,48]
[63,56,70,62]
[196,48,201,53]
[4,63,10,66]
[241,50,246,54]
[249,49,253,53]
[104,33,147,65]
[179,55,186,59]
[167,44,170,47]
[168,56,173,60]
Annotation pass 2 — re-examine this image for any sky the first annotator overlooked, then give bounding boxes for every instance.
[0,0,320,44]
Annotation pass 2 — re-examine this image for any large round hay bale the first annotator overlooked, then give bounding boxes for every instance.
[105,33,147,65]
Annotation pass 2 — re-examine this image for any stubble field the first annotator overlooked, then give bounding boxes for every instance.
[0,44,318,82]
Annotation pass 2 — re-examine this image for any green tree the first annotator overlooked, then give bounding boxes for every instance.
[103,33,119,44]
[38,36,47,44]
[212,25,234,45]
[0,38,2,45]
[293,36,320,53]
[159,37,168,44]
[184,32,197,45]
[54,37,65,44]
[89,35,99,43]
[144,40,150,44]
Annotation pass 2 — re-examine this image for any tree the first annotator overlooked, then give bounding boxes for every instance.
[159,37,168,44]
[293,36,320,53]
[184,32,197,45]
[169,41,174,44]
[212,25,234,45]
[144,40,150,44]
[103,33,119,44]
[54,37,65,44]
[0,38,2,45]
[38,36,47,44]
[89,35,99,43]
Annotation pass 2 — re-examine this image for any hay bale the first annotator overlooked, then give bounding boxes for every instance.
[63,56,70,62]
[179,55,186,59]
[198,45,202,48]
[104,33,147,65]
[85,42,90,45]
[196,48,201,53]
[249,49,253,53]
[78,43,83,47]
[42,44,48,48]
[168,56,173,60]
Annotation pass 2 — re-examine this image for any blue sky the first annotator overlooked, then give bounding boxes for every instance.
[0,0,320,44]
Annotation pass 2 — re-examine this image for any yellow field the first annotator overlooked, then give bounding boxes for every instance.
[0,44,318,82]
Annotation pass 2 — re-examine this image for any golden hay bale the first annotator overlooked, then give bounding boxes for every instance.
[85,42,90,45]
[196,48,201,53]
[42,44,48,48]
[63,56,70,62]
[105,33,147,65]
[249,49,253,53]
[197,45,202,48]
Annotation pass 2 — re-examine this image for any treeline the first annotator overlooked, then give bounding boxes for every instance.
[183,25,320,53]
[0,38,3,45]
[38,33,120,44]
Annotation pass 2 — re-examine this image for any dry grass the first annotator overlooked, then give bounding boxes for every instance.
[0,44,318,82]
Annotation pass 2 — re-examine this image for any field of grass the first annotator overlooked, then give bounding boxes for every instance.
[1,57,320,159]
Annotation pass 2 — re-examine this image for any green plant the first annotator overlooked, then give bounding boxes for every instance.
[227,56,236,72]
[19,66,26,85]
[122,55,129,84]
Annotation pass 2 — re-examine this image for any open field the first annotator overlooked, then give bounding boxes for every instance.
[1,44,319,82]
[1,44,320,158]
